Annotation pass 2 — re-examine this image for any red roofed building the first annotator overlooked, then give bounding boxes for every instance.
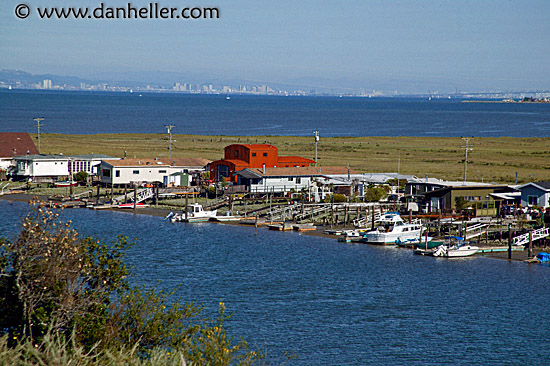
[210,144,315,182]
[0,132,39,173]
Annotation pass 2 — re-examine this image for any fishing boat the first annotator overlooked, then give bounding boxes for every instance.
[359,212,424,245]
[432,236,479,257]
[167,203,217,223]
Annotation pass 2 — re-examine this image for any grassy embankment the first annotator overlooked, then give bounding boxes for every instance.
[37,133,550,183]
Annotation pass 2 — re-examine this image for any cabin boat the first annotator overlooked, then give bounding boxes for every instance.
[167,203,217,223]
[359,212,423,245]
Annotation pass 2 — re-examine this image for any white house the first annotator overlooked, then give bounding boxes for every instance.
[13,155,70,182]
[69,154,120,176]
[236,166,355,200]
[100,158,210,186]
[519,181,550,208]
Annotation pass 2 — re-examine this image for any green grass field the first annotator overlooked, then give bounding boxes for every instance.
[37,133,550,184]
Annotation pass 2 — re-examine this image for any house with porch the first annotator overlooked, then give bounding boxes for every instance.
[100,157,210,187]
[421,184,517,215]
[519,181,550,209]
[236,166,355,201]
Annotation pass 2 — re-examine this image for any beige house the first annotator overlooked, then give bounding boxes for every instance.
[99,158,210,186]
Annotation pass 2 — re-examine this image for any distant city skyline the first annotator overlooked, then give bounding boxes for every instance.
[1,0,549,93]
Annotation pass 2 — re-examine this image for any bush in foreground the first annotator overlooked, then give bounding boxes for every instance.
[0,200,263,365]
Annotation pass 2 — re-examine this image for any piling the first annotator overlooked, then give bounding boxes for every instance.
[508,224,512,260]
[133,187,137,211]
[527,230,533,258]
[185,193,189,220]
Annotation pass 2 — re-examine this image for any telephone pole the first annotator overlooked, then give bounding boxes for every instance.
[313,130,319,166]
[165,125,175,158]
[461,137,473,183]
[33,118,44,154]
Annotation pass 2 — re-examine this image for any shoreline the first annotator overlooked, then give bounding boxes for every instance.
[2,193,541,263]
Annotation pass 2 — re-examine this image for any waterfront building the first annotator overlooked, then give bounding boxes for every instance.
[421,184,517,215]
[13,154,70,182]
[100,157,210,187]
[69,154,120,177]
[210,144,315,183]
[0,132,38,174]
[519,181,550,209]
[235,166,355,200]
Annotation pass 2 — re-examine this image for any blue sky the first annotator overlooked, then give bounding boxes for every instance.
[1,0,548,91]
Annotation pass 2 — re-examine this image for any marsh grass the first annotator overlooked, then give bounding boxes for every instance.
[37,134,550,183]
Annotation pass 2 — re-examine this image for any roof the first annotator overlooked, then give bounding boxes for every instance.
[164,158,211,167]
[103,159,169,167]
[0,133,38,157]
[212,159,249,168]
[13,154,69,161]
[518,181,550,191]
[237,166,357,178]
[71,154,119,160]
[225,144,277,150]
[277,156,316,164]
[422,184,514,197]
[103,157,211,167]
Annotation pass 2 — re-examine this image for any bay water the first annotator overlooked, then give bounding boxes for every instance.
[1,200,549,365]
[1,90,549,137]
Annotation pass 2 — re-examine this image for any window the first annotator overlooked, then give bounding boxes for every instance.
[252,153,256,157]
[235,150,239,157]
[159,170,167,173]
[102,169,111,177]
[296,178,301,184]
[289,177,294,181]
[133,170,140,175]
[528,196,538,206]
[263,153,267,157]
[115,170,120,177]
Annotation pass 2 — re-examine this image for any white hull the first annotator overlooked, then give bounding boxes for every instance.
[362,230,423,244]
[433,244,479,257]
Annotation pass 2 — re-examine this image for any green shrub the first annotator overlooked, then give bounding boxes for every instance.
[0,200,263,365]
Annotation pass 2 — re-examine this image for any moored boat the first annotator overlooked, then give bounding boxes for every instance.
[360,212,423,245]
[432,236,479,257]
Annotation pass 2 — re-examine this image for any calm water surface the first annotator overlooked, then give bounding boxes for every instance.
[1,90,549,137]
[1,200,549,365]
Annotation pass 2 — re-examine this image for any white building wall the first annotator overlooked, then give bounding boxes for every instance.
[31,160,69,177]
[249,176,312,193]
[16,159,69,177]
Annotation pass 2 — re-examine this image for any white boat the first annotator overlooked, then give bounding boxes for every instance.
[432,236,479,257]
[167,203,217,223]
[360,212,423,245]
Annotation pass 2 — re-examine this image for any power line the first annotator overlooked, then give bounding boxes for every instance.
[33,118,45,154]
[165,125,175,158]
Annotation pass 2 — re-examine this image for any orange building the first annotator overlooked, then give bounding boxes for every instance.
[210,144,315,182]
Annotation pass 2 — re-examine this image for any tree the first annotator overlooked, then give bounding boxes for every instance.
[365,186,389,202]
[75,171,88,184]
[0,201,263,364]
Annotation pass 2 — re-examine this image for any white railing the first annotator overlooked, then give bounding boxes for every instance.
[512,227,550,246]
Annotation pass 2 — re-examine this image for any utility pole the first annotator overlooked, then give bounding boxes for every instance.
[33,118,44,154]
[461,137,473,183]
[313,130,319,166]
[165,125,175,158]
